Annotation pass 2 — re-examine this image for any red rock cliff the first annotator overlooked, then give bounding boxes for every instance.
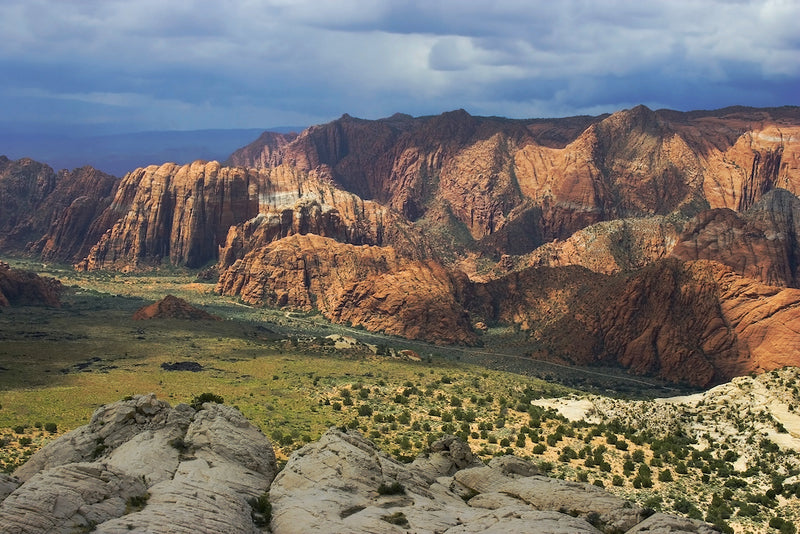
[217,234,474,344]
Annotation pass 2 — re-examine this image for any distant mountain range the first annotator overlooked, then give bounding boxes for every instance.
[0,127,304,176]
[2,105,800,387]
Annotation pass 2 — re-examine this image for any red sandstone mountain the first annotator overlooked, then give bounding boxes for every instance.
[0,157,118,261]
[2,105,800,385]
[217,233,473,344]
[469,259,800,387]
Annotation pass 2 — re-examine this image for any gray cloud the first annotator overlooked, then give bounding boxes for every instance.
[0,0,797,133]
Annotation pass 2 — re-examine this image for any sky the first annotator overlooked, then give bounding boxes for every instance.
[1,0,799,134]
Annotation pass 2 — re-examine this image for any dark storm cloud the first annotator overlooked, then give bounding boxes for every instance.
[0,0,797,132]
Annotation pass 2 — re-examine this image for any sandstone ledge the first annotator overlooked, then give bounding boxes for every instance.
[1,396,717,533]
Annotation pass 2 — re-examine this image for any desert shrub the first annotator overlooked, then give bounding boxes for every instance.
[769,517,797,534]
[377,481,405,495]
[381,512,408,526]
[357,404,372,417]
[44,422,57,433]
[559,446,577,462]
[248,493,272,527]
[190,392,224,410]
[126,493,150,513]
[674,498,703,520]
[169,437,190,453]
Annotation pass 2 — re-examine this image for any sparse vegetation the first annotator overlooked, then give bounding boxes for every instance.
[125,493,150,514]
[1,263,799,530]
[248,493,272,527]
[190,392,224,411]
[380,511,409,526]
[377,481,405,495]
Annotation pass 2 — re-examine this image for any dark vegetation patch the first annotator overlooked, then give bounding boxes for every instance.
[161,361,204,372]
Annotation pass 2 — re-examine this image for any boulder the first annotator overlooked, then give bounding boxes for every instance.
[132,295,220,321]
[0,394,276,534]
[0,262,62,308]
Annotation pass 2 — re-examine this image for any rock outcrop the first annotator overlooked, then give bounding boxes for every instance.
[0,394,276,534]
[0,395,715,533]
[0,262,62,307]
[217,234,474,344]
[132,295,221,321]
[268,427,713,534]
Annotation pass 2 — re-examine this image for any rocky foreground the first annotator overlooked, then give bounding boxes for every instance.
[0,394,716,533]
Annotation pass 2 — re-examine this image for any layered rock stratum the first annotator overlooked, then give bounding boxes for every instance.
[0,395,717,534]
[2,105,800,384]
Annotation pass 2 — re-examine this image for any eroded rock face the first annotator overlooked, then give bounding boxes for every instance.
[470,259,800,386]
[132,295,220,321]
[0,157,118,261]
[78,160,428,271]
[217,234,475,344]
[231,106,800,253]
[0,262,62,307]
[78,161,270,270]
[0,394,276,534]
[671,189,800,287]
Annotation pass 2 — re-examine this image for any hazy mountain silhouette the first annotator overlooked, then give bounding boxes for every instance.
[0,127,304,176]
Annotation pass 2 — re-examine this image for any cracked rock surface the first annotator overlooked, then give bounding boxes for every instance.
[2,397,715,533]
[0,394,276,534]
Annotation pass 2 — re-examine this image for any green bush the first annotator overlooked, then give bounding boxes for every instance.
[44,422,57,433]
[126,493,150,513]
[248,493,272,527]
[381,512,408,526]
[190,392,224,411]
[377,482,406,495]
[770,517,797,534]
